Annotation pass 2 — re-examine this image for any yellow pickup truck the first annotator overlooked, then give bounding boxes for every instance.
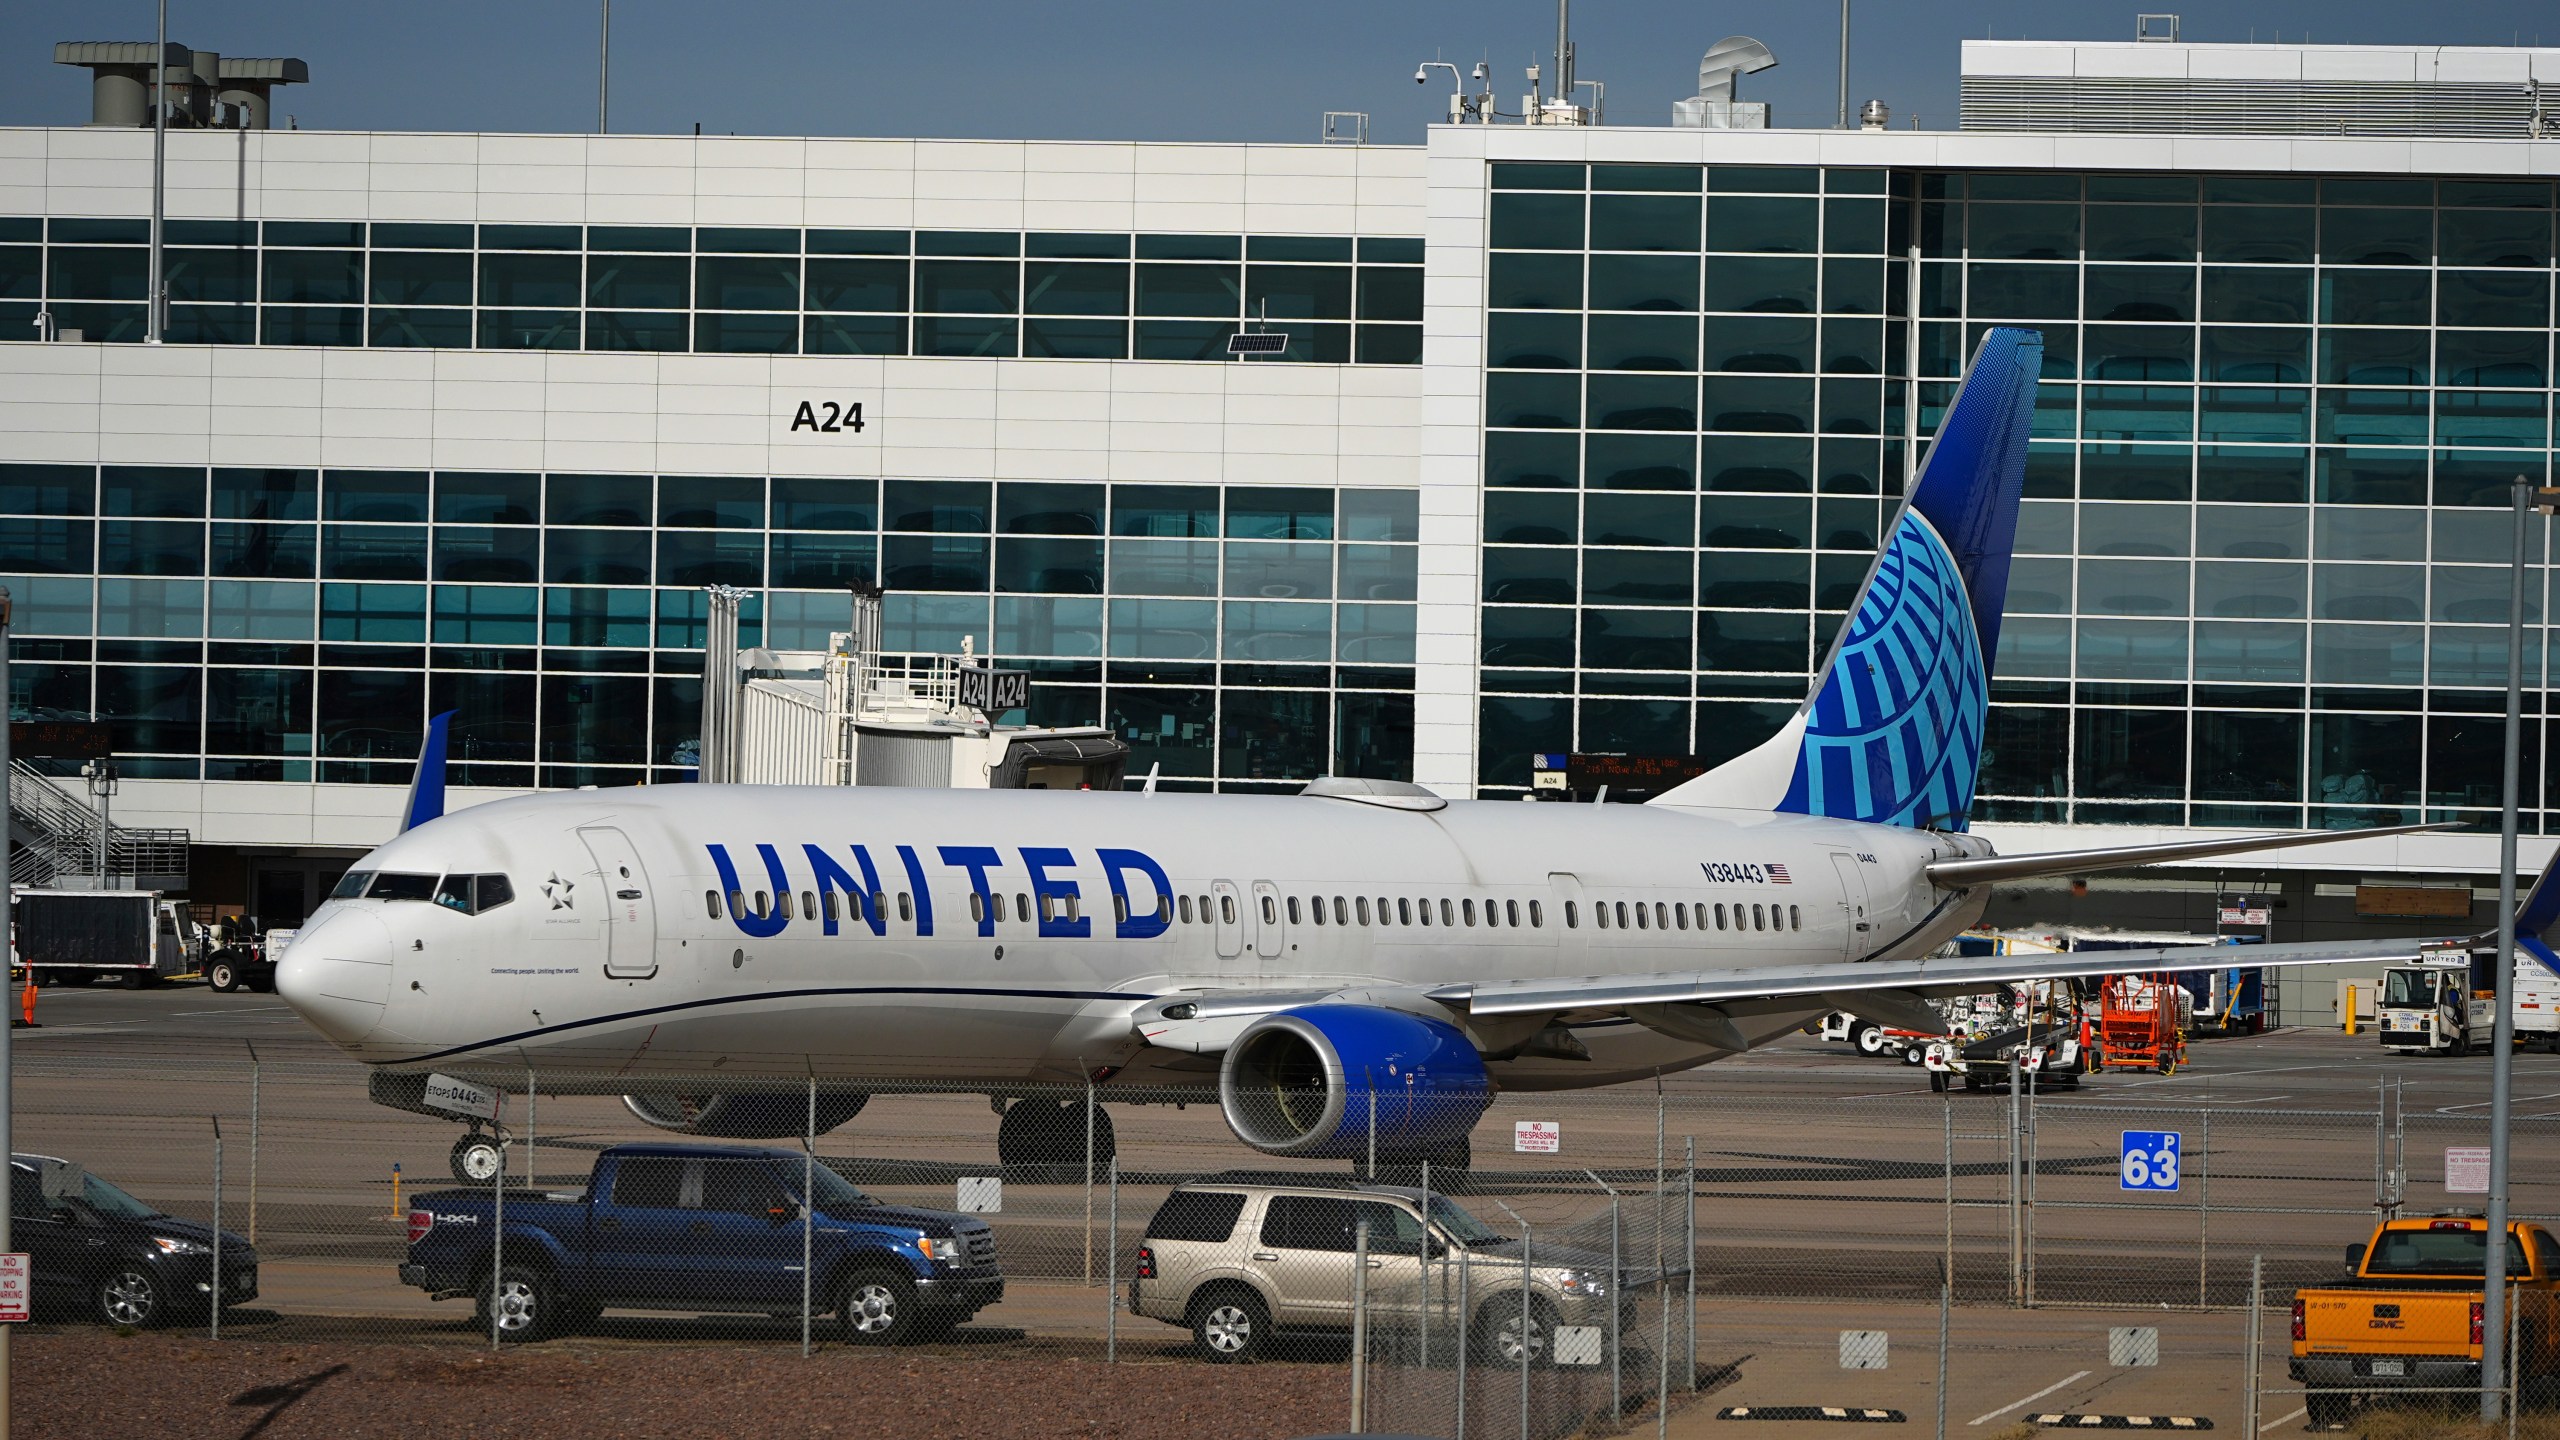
[2292,1215,2560,1426]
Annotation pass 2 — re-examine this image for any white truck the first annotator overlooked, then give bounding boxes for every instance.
[2377,947,2560,1054]
[9,888,196,988]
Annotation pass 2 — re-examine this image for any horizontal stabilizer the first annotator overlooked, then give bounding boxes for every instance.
[1925,821,2457,889]
[1433,934,2453,1019]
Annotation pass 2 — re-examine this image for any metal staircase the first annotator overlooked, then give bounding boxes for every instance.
[6,760,189,890]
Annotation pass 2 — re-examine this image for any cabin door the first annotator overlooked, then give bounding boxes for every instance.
[580,827,660,979]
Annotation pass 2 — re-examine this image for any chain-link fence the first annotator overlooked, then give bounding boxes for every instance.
[17,1046,2560,1437]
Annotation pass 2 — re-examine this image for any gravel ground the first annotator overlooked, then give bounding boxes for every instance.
[17,1331,1346,1440]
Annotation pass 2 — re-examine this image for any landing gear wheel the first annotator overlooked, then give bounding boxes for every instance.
[1477,1295,1561,1368]
[206,958,239,993]
[451,1133,505,1185]
[477,1264,556,1342]
[1853,1022,1886,1056]
[95,1266,162,1327]
[1191,1285,1267,1362]
[2304,1390,2350,1428]
[837,1266,920,1346]
[996,1097,1116,1176]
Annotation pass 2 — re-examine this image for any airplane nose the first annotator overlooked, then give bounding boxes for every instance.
[276,910,393,1046]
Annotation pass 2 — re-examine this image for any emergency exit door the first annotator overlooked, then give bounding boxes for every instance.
[579,827,659,979]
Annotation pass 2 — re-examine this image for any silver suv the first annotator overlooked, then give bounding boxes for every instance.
[1128,1178,1629,1364]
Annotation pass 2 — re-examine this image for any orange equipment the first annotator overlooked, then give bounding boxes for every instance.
[2094,972,2186,1075]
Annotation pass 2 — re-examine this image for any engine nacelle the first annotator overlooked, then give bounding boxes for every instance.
[1217,1004,1490,1160]
[623,1091,869,1138]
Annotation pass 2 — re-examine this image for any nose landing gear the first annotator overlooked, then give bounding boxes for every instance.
[451,1129,508,1185]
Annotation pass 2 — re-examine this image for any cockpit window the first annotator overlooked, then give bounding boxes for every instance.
[331,870,376,900]
[367,873,439,902]
[432,874,515,916]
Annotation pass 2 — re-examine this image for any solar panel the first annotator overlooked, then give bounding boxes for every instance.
[1227,331,1290,355]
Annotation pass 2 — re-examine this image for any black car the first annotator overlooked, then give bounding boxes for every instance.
[9,1155,257,1326]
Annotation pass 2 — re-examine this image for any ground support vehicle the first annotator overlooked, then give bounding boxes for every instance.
[201,917,279,993]
[400,1142,1002,1343]
[2292,1214,2560,1426]
[1819,1010,1937,1063]
[9,1153,257,1326]
[9,888,193,987]
[1921,1019,2091,1092]
[2377,948,2560,1055]
[2093,973,2188,1074]
[1128,1175,1656,1365]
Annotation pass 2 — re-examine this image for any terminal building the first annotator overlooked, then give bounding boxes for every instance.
[5,29,2558,980]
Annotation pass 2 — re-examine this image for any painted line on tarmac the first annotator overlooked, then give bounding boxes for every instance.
[1969,1370,2091,1426]
[2436,1090,2560,1114]
[172,1007,293,1017]
[2257,1405,2306,1432]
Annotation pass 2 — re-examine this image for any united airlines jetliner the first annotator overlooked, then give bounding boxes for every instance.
[276,330,2520,1180]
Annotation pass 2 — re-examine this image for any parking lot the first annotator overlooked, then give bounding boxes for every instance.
[14,985,2560,1437]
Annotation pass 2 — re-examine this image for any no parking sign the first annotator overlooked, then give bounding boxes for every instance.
[2120,1130,2182,1191]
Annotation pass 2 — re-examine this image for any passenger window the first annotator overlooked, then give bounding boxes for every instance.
[1396,898,1412,926]
[701,1161,790,1216]
[1526,900,1539,927]
[1156,896,1171,922]
[1789,905,1802,930]
[1693,903,1707,929]
[728,889,745,917]
[970,893,986,925]
[753,890,770,918]
[1752,904,1765,931]
[705,890,721,919]
[1467,898,1481,927]
[613,1157,685,1209]
[1113,893,1130,925]
[1305,897,1321,926]
[1178,895,1194,924]
[1039,893,1054,923]
[1066,894,1079,922]
[1356,897,1372,925]
[872,891,888,922]
[1617,901,1631,929]
[1674,904,1688,931]
[1594,903,1609,930]
[1016,894,1031,923]
[1417,899,1433,927]
[823,891,839,922]
[897,892,913,922]
[1220,894,1236,925]
[803,891,817,920]
[1634,902,1649,931]
[1439,898,1455,926]
[1655,901,1669,930]
[1715,904,1727,930]
[1563,901,1575,928]
[1262,896,1277,925]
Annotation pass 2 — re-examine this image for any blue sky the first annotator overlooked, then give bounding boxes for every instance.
[10,1,2560,143]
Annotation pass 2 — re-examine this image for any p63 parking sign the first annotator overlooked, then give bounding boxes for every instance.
[2120,1130,2181,1191]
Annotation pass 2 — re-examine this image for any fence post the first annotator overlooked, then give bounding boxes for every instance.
[1351,1217,1371,1435]
[208,1115,222,1342]
[2024,1078,2037,1308]
[2006,1052,2022,1306]
[2242,1254,2262,1434]
[525,1065,537,1185]
[2197,1108,2212,1309]
[1942,1098,1955,1303]
[1107,1154,1119,1364]
[1656,1162,1670,1440]
[1456,1226,1470,1440]
[1519,1218,1532,1440]
[803,1076,815,1359]
[1684,1137,1696,1394]
[491,1093,505,1351]
[1420,1159,1432,1376]
[244,1042,258,1245]
[1083,1078,1095,1286]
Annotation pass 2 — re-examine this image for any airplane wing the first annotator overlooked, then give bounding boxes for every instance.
[1430,934,2456,1018]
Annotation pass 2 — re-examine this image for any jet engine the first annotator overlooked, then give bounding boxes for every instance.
[1217,1004,1490,1160]
[623,1091,869,1138]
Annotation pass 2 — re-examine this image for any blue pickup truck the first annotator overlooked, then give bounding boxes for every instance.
[400,1142,1002,1343]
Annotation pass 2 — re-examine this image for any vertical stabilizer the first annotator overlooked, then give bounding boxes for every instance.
[399,709,455,834]
[1650,328,2043,828]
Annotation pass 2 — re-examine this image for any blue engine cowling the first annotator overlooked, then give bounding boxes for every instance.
[1217,1004,1491,1159]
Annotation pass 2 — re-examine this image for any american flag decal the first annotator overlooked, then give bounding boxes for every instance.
[1766,863,1792,885]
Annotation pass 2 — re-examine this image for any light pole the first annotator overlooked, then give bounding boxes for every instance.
[2483,477,2558,1420]
[146,0,169,343]
[82,760,117,888]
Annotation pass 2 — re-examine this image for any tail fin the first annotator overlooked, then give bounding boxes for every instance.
[1652,327,2043,827]
[398,710,455,834]
[2519,846,2560,975]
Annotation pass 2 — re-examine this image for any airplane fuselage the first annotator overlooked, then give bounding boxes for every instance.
[279,784,1995,1095]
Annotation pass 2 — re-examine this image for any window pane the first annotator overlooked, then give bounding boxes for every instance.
[478,253,580,307]
[695,255,800,311]
[586,254,688,309]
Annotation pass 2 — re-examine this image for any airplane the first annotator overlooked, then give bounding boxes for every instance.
[275,326,2529,1184]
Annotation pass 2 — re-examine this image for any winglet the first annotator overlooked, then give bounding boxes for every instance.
[399,710,455,834]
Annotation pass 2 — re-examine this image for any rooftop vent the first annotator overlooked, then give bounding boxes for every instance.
[1673,36,1776,129]
[54,41,308,130]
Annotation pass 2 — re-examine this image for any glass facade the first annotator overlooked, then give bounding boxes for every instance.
[0,220,1424,364]
[1477,163,2559,833]
[3,466,1418,792]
